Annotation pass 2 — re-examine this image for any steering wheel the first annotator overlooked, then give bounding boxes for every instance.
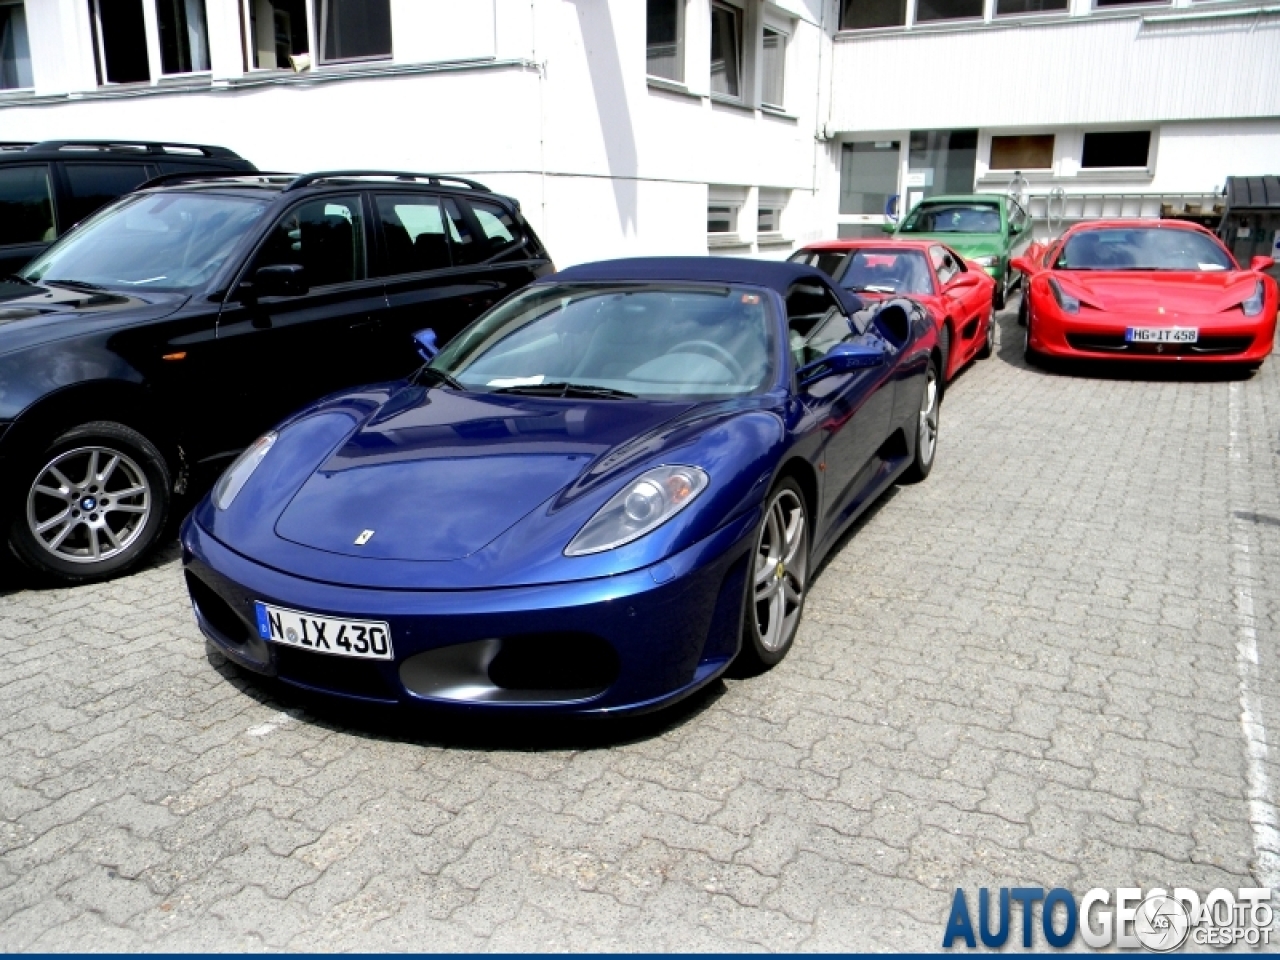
[668,340,746,381]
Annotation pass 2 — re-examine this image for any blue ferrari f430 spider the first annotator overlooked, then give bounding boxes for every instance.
[182,258,941,715]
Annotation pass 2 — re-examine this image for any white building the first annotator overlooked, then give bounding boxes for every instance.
[0,0,1276,264]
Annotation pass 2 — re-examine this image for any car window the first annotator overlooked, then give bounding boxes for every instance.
[931,246,959,285]
[62,163,153,227]
[1057,227,1234,272]
[252,195,366,288]
[791,250,848,278]
[900,202,1001,235]
[444,197,522,266]
[0,164,56,247]
[840,249,933,295]
[786,282,849,367]
[375,194,451,276]
[1011,201,1028,231]
[21,192,269,292]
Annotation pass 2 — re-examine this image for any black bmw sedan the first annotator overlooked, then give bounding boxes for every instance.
[0,170,553,582]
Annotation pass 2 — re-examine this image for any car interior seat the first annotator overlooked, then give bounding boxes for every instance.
[301,214,356,285]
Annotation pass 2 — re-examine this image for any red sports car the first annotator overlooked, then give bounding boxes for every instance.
[1012,220,1277,367]
[790,240,995,382]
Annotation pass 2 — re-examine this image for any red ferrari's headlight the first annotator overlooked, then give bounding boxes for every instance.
[1048,278,1080,315]
[1241,280,1265,317]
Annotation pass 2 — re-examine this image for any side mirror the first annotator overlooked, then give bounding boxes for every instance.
[881,221,896,235]
[413,327,440,361]
[1251,256,1276,273]
[253,264,308,298]
[798,340,886,386]
[1009,221,1022,236]
[1010,256,1032,276]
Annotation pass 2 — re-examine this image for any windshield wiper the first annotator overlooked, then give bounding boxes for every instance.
[43,278,109,292]
[3,274,34,286]
[415,367,464,391]
[846,284,897,293]
[491,382,637,399]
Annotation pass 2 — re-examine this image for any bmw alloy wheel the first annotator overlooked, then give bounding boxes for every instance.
[26,446,152,564]
[753,488,808,653]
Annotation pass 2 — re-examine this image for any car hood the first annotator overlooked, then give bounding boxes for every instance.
[197,383,787,589]
[0,280,189,356]
[273,390,696,562]
[1053,270,1261,314]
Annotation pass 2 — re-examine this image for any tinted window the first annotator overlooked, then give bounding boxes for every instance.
[254,195,366,287]
[786,282,847,366]
[444,197,521,266]
[63,163,152,226]
[375,195,450,276]
[840,0,907,28]
[22,192,268,291]
[319,0,391,62]
[1057,228,1234,272]
[0,164,55,247]
[792,250,849,279]
[841,249,933,295]
[1081,131,1151,169]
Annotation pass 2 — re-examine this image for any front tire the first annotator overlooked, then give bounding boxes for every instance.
[901,357,940,484]
[736,478,809,673]
[9,421,171,584]
[993,269,1008,310]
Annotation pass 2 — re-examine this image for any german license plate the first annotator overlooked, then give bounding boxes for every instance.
[1125,327,1198,343]
[254,602,393,660]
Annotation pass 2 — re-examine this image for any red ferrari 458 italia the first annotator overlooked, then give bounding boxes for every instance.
[1013,220,1277,367]
[791,239,996,382]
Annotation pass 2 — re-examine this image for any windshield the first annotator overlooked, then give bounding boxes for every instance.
[839,249,933,295]
[1057,228,1236,272]
[899,203,1001,235]
[21,192,269,293]
[429,283,777,400]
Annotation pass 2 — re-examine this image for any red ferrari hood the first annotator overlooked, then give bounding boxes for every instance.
[1056,271,1259,315]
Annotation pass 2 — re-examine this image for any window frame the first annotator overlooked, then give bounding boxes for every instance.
[240,0,393,73]
[760,20,788,111]
[707,202,740,237]
[709,0,744,102]
[90,0,212,85]
[988,134,1056,172]
[0,0,33,90]
[246,191,371,292]
[839,0,1073,31]
[0,162,56,249]
[645,0,684,84]
[1079,129,1154,171]
[316,0,392,65]
[371,191,453,279]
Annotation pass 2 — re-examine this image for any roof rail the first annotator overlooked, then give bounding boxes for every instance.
[0,141,35,151]
[136,171,295,191]
[283,170,490,193]
[27,140,243,159]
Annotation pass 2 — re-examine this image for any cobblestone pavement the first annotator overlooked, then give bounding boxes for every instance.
[1,298,1278,951]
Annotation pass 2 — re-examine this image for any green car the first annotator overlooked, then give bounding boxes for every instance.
[885,194,1033,309]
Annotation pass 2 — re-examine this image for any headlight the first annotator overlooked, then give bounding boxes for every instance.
[1242,280,1265,317]
[1048,277,1080,315]
[974,255,999,268]
[565,465,709,556]
[212,432,277,510]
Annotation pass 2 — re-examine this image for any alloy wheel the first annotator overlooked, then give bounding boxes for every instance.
[26,445,152,564]
[753,489,808,653]
[917,365,939,468]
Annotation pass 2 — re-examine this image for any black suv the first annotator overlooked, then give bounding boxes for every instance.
[0,140,255,275]
[0,170,553,582]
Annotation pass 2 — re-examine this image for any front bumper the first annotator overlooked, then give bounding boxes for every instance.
[180,509,758,716]
[1031,309,1276,363]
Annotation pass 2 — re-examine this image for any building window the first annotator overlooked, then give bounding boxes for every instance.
[157,0,210,73]
[246,0,308,70]
[646,0,682,82]
[1094,0,1165,6]
[758,190,789,236]
[91,0,210,83]
[1081,130,1151,168]
[761,26,786,108]
[996,0,1068,13]
[708,203,738,234]
[319,0,391,63]
[840,0,908,29]
[709,2,741,99]
[915,0,983,22]
[0,1,32,89]
[989,134,1055,170]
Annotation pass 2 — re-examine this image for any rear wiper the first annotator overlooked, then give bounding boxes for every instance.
[44,278,108,292]
[415,366,464,391]
[491,381,637,399]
